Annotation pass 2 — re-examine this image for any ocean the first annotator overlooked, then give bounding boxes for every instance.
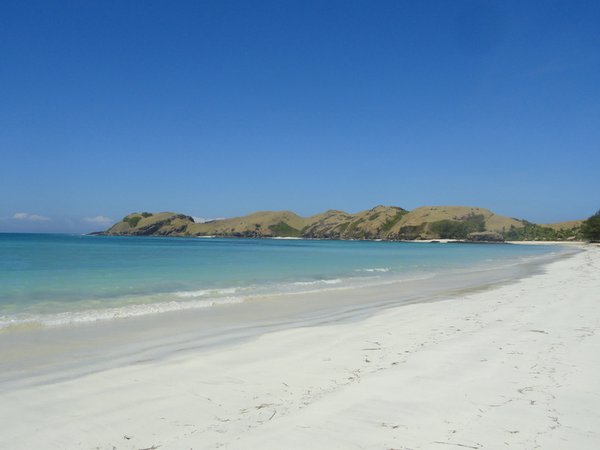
[0,233,559,329]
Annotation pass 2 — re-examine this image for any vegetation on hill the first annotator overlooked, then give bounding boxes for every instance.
[581,210,600,242]
[268,221,303,237]
[429,214,486,239]
[387,206,524,239]
[341,206,408,239]
[380,210,407,233]
[503,221,581,241]
[123,215,142,227]
[106,212,194,236]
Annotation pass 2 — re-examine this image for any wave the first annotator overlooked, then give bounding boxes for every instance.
[0,271,446,331]
[0,296,245,331]
[292,279,343,286]
[174,287,239,298]
[356,267,391,273]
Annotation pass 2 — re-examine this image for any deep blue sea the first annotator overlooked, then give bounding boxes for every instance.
[0,233,557,328]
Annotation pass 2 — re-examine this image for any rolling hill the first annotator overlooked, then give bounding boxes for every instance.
[98,205,583,241]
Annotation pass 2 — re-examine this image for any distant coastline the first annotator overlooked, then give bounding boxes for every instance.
[96,204,583,242]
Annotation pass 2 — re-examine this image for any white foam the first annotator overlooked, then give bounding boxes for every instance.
[357,267,391,273]
[292,279,343,286]
[0,269,454,332]
[174,288,238,298]
[0,296,245,330]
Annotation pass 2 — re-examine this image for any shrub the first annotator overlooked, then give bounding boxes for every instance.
[581,210,600,242]
[380,211,407,233]
[397,225,424,240]
[503,221,580,241]
[124,215,142,227]
[429,214,485,239]
[268,221,302,237]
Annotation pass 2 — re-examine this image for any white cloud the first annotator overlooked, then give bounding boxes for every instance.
[82,215,113,225]
[13,212,51,222]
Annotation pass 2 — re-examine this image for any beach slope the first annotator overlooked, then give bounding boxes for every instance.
[1,247,599,449]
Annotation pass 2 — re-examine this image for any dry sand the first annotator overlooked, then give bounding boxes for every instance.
[1,246,599,449]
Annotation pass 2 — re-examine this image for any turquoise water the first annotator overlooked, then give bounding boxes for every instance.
[0,233,557,328]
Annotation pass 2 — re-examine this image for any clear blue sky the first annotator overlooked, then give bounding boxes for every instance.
[1,0,599,232]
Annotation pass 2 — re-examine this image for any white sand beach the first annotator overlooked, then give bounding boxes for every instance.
[1,245,599,449]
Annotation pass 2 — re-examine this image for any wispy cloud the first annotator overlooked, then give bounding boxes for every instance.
[82,215,113,226]
[13,212,51,222]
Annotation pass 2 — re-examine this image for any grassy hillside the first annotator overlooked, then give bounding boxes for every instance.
[544,220,583,231]
[104,212,194,236]
[100,205,582,241]
[302,210,354,239]
[302,206,407,239]
[190,211,305,237]
[386,206,525,240]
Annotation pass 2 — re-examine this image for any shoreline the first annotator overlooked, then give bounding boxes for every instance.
[91,231,587,246]
[0,240,571,332]
[0,245,574,390]
[1,244,598,448]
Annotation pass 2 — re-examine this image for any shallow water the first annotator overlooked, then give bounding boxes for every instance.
[0,233,558,328]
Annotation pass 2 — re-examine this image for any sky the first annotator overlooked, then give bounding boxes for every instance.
[1,0,599,233]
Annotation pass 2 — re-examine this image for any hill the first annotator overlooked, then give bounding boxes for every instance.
[191,210,305,237]
[100,205,584,241]
[105,212,195,236]
[385,206,524,240]
[543,220,584,231]
[302,206,408,239]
